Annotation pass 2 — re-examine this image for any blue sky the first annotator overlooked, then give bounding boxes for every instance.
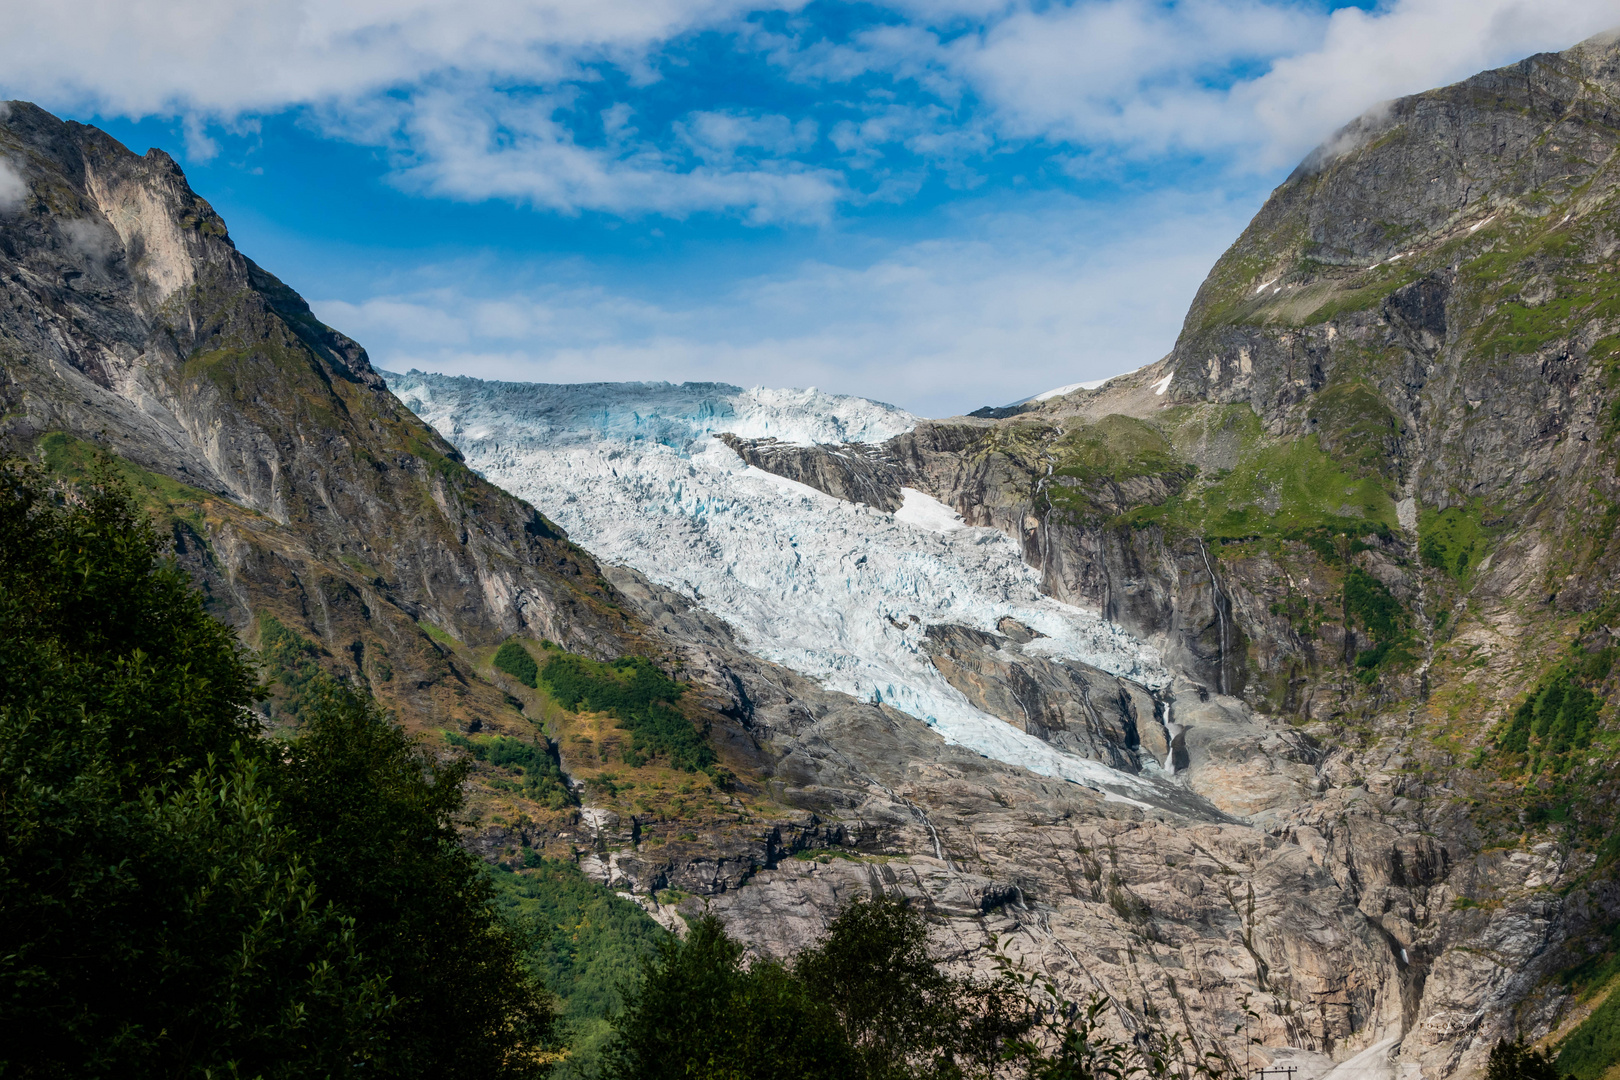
[5,0,1617,415]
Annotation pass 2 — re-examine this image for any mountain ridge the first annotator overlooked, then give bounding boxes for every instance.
[707,28,1620,1079]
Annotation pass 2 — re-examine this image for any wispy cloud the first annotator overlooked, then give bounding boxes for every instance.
[3,0,1614,223]
[0,158,27,214]
[380,87,847,222]
[313,191,1252,415]
[0,0,765,115]
[1241,0,1620,167]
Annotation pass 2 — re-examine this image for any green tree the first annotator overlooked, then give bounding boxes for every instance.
[1487,1039,1559,1080]
[487,859,668,1078]
[795,894,1025,1080]
[0,460,558,1078]
[0,461,385,1077]
[600,914,856,1080]
[274,688,560,1078]
[495,638,540,688]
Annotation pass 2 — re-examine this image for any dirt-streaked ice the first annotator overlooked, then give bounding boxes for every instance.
[386,371,1174,800]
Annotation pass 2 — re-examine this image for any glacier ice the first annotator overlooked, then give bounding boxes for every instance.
[385,371,1178,802]
[892,488,965,533]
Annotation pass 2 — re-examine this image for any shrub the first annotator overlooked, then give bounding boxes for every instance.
[495,638,540,687]
[1344,566,1402,641]
[1489,1039,1559,1080]
[795,895,1024,1080]
[1557,975,1620,1079]
[541,652,715,772]
[599,914,855,1080]
[602,896,1222,1080]
[258,611,333,720]
[1497,673,1603,757]
[447,731,576,809]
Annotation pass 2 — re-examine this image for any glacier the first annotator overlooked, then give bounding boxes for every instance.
[385,371,1177,803]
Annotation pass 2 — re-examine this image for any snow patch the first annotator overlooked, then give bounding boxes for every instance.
[1151,371,1174,396]
[893,488,965,533]
[385,370,1173,799]
[1029,370,1134,402]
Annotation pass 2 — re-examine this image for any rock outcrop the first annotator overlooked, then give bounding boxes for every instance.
[717,31,1620,1079]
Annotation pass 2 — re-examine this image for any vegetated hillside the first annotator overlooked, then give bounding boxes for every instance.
[723,30,1620,1080]
[0,102,804,845]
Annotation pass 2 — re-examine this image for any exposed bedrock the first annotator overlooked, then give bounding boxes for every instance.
[717,432,906,511]
[598,567,1413,1066]
[920,623,1152,772]
[713,33,1620,1074]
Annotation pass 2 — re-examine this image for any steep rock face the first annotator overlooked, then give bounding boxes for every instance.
[0,103,649,748]
[594,565,1410,1065]
[921,623,1152,772]
[717,432,907,511]
[720,32,1620,1078]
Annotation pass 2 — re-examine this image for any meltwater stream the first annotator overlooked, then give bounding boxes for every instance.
[386,371,1176,803]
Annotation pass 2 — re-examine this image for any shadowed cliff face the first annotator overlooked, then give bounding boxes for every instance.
[721,32,1620,1080]
[0,102,630,697]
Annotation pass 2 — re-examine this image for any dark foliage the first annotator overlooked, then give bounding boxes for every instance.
[0,461,556,1078]
[1498,674,1602,757]
[601,896,1215,1080]
[446,731,577,809]
[1558,988,1620,1080]
[540,652,715,772]
[0,461,375,1076]
[1487,1040,1559,1080]
[490,860,665,1023]
[489,862,669,1077]
[1343,565,1402,642]
[496,639,541,688]
[259,610,334,721]
[600,913,857,1080]
[0,461,259,787]
[275,689,560,1078]
[796,895,1024,1079]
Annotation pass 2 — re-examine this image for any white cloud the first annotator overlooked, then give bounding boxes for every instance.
[1242,0,1620,166]
[0,158,26,214]
[1,0,1614,221]
[384,87,846,222]
[0,0,774,117]
[676,111,818,163]
[948,0,1318,154]
[312,192,1252,416]
[861,0,1620,166]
